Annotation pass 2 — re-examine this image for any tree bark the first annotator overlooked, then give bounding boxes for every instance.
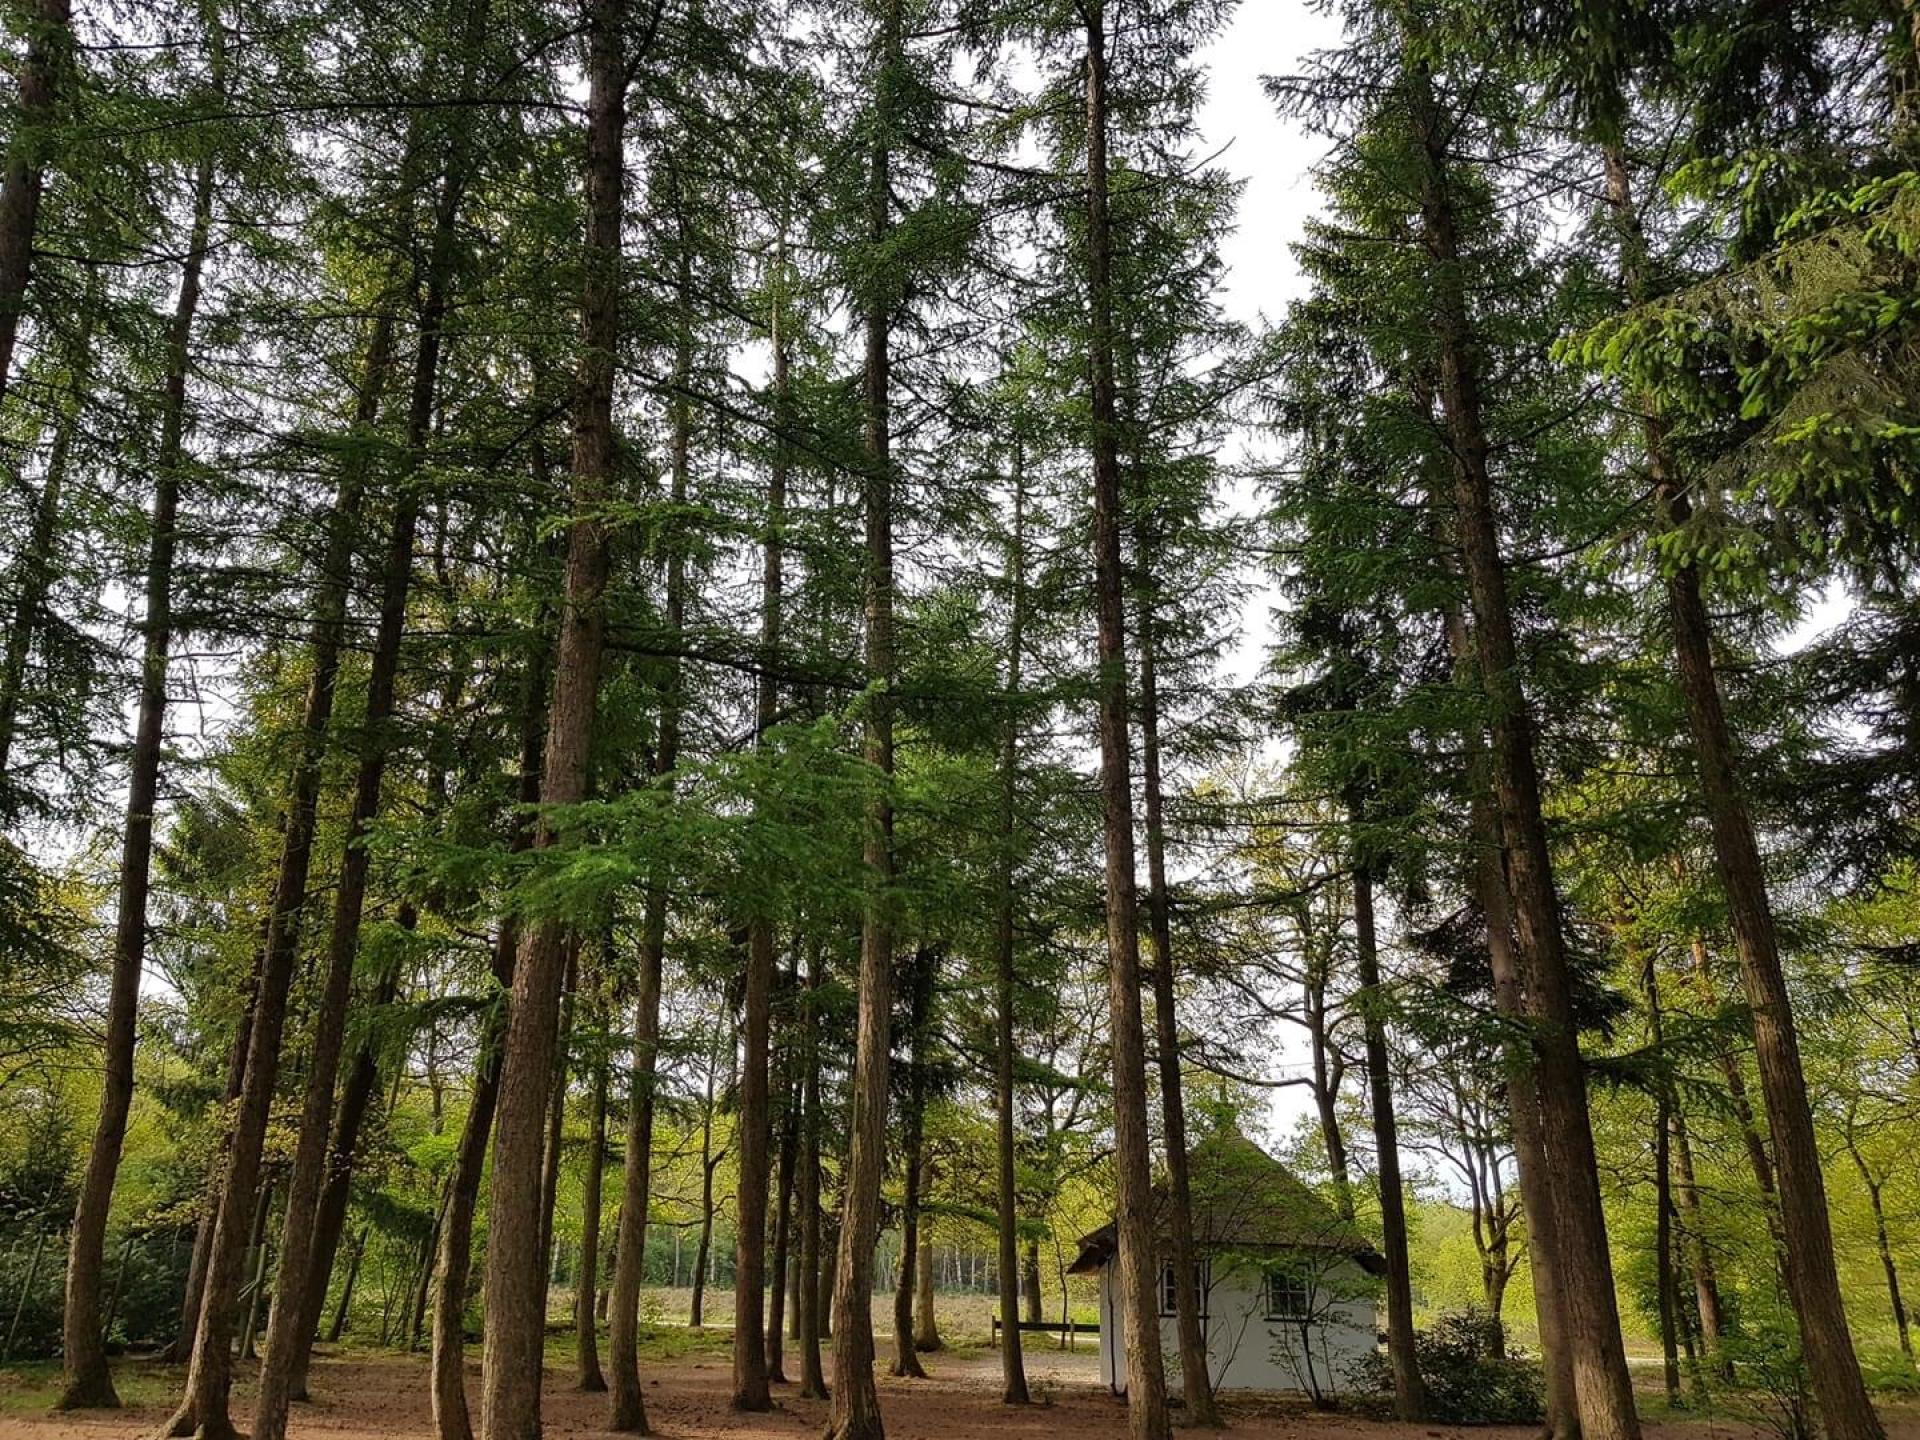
[477,0,624,1425]
[1083,10,1168,1437]
[994,458,1031,1405]
[1305,953,1355,1223]
[1404,33,1640,1440]
[433,635,547,1440]
[690,1034,718,1330]
[1644,953,1683,1408]
[1352,843,1428,1421]
[826,6,900,1435]
[1845,1141,1913,1365]
[577,1044,609,1390]
[159,139,378,1437]
[605,149,693,1439]
[733,218,789,1412]
[798,941,828,1399]
[1602,142,1883,1440]
[254,37,481,1428]
[1670,1109,1730,1379]
[892,949,933,1378]
[0,287,93,784]
[767,1060,798,1382]
[0,0,70,402]
[57,147,212,1412]
[1137,572,1219,1425]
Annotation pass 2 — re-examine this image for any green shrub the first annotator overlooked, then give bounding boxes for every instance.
[1349,1308,1545,1424]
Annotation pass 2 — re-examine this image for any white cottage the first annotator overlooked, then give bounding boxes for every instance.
[1068,1132,1384,1404]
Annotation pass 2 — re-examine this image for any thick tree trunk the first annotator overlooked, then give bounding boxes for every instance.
[1405,39,1640,1440]
[1601,143,1883,1440]
[1022,1243,1041,1326]
[477,0,624,1426]
[0,0,70,401]
[1352,849,1428,1421]
[826,8,900,1435]
[994,461,1031,1405]
[1136,579,1219,1425]
[1083,12,1167,1437]
[914,1234,939,1352]
[57,150,212,1413]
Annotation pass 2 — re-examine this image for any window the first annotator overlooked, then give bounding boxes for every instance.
[1159,1260,1208,1318]
[1265,1267,1311,1322]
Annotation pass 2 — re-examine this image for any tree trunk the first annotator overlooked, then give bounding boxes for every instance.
[1083,11,1168,1437]
[1670,1110,1730,1380]
[329,1229,367,1343]
[1847,1138,1913,1365]
[1601,142,1883,1440]
[994,459,1031,1405]
[909,1235,936,1352]
[433,639,547,1440]
[577,1046,609,1391]
[605,152,693,1440]
[1137,573,1219,1426]
[57,148,212,1413]
[477,0,624,1425]
[1644,956,1683,1408]
[1022,1243,1041,1326]
[826,8,900,1436]
[1352,843,1428,1421]
[892,950,934,1377]
[238,1179,275,1363]
[798,942,828,1399]
[255,48,480,1430]
[767,1062,798,1382]
[0,0,70,402]
[1305,958,1355,1223]
[732,217,789,1414]
[691,1035,718,1330]
[1403,33,1639,1440]
[160,213,361,1437]
[0,288,93,783]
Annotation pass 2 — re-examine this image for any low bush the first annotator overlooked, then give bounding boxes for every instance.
[1349,1308,1545,1425]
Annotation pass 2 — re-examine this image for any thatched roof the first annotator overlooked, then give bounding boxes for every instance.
[1068,1131,1384,1275]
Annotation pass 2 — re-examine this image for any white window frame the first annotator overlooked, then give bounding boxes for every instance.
[1264,1265,1311,1322]
[1158,1258,1209,1319]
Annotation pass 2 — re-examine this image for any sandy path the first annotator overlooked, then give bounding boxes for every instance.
[7,1350,1919,1440]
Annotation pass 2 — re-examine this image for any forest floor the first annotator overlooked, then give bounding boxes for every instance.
[5,1340,1920,1440]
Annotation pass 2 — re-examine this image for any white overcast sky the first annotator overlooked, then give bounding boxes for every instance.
[1190,4,1346,1145]
[1196,4,1345,333]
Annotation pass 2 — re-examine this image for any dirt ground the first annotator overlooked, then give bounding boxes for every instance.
[6,1348,1920,1440]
